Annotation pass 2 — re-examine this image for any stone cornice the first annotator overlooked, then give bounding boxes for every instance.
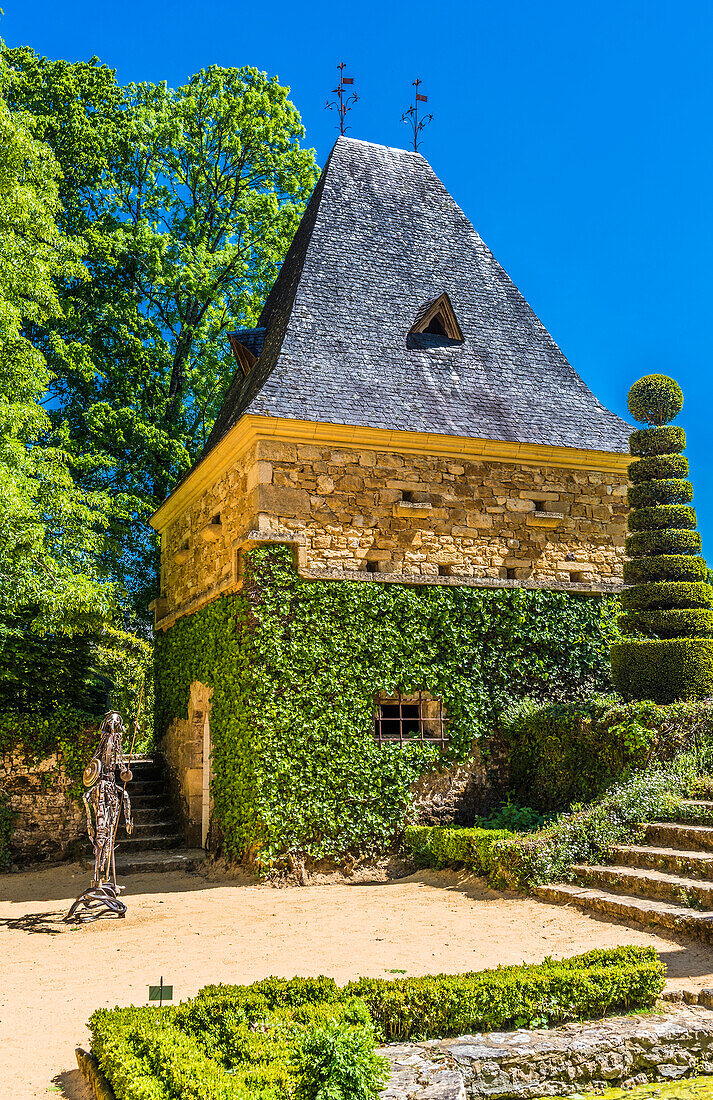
[150,415,630,533]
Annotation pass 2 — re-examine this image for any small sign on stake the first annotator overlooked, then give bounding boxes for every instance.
[148,976,173,1006]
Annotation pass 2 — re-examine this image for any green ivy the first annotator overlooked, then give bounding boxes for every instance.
[155,546,618,869]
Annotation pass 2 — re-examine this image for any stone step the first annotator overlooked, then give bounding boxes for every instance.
[128,779,165,796]
[118,820,181,839]
[572,863,713,909]
[612,843,713,879]
[127,791,172,808]
[114,848,205,875]
[644,821,713,852]
[115,832,183,853]
[536,882,713,939]
[130,806,173,825]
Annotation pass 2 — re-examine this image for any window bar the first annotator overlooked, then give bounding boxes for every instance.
[399,693,403,745]
[418,689,424,743]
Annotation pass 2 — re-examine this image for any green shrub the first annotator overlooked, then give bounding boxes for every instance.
[294,1022,389,1100]
[629,453,688,483]
[620,609,713,638]
[403,825,513,876]
[621,581,713,611]
[623,555,706,584]
[612,638,713,704]
[474,799,551,832]
[630,424,686,456]
[627,479,693,508]
[628,504,697,532]
[626,529,702,558]
[627,374,684,425]
[498,695,656,811]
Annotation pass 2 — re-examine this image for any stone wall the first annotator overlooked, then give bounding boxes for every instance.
[1,748,85,863]
[157,436,627,627]
[161,681,212,848]
[382,1007,713,1100]
[410,739,508,826]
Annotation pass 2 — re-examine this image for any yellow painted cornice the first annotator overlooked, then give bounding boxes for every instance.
[150,415,630,533]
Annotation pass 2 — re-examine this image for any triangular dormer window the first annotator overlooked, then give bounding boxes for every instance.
[228,327,266,377]
[408,293,464,347]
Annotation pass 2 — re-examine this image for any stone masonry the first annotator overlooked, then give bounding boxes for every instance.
[1,747,85,863]
[381,1007,713,1100]
[157,437,628,628]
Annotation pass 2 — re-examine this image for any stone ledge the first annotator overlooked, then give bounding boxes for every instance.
[76,1047,116,1100]
[380,1006,713,1100]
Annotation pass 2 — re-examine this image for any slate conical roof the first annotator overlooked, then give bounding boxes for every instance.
[205,136,630,456]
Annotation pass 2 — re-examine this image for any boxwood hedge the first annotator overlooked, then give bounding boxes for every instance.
[88,948,666,1100]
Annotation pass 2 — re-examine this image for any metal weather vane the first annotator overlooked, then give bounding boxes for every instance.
[65,685,143,923]
[326,62,358,135]
[402,78,433,152]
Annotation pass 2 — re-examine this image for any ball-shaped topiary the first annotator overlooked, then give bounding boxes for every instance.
[627,374,684,426]
[612,374,712,702]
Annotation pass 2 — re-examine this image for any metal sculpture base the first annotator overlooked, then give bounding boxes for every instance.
[64,881,127,923]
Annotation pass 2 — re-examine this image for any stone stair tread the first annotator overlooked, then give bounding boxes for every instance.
[682,800,713,808]
[537,882,713,923]
[115,848,205,874]
[613,843,713,861]
[573,862,713,891]
[646,821,713,835]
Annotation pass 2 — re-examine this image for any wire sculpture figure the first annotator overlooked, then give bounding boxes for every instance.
[402,78,433,153]
[64,711,135,923]
[326,62,358,135]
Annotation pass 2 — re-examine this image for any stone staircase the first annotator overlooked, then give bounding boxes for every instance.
[537,801,713,939]
[109,756,204,875]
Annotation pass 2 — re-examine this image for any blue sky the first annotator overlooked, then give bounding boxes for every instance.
[6,0,713,551]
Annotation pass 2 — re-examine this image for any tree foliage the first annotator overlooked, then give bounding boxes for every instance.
[0,55,114,635]
[5,49,318,625]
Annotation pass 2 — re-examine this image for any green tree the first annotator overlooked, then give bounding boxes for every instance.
[5,49,318,625]
[611,373,713,702]
[0,60,114,635]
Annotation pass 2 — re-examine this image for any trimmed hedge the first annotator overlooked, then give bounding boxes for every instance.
[89,949,666,1099]
[403,825,512,877]
[628,504,697,531]
[621,581,713,611]
[630,424,686,456]
[626,529,702,557]
[623,555,706,584]
[612,638,713,704]
[620,609,713,639]
[628,453,688,483]
[627,479,693,508]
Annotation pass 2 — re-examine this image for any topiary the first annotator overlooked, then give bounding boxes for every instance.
[627,374,684,425]
[612,374,713,702]
[623,555,707,585]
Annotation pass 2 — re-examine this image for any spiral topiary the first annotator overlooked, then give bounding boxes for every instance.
[611,374,713,702]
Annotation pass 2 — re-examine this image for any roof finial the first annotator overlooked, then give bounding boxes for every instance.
[326,62,358,136]
[402,78,433,153]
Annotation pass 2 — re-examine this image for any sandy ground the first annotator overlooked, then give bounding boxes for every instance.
[5,864,713,1099]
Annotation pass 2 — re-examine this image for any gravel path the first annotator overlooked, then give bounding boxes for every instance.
[3,862,713,1098]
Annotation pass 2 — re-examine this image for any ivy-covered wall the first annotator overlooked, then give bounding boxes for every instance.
[155,546,618,869]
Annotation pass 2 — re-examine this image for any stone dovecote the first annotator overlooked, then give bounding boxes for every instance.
[151,137,631,630]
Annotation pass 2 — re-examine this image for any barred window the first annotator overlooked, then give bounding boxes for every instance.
[373,691,449,747]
